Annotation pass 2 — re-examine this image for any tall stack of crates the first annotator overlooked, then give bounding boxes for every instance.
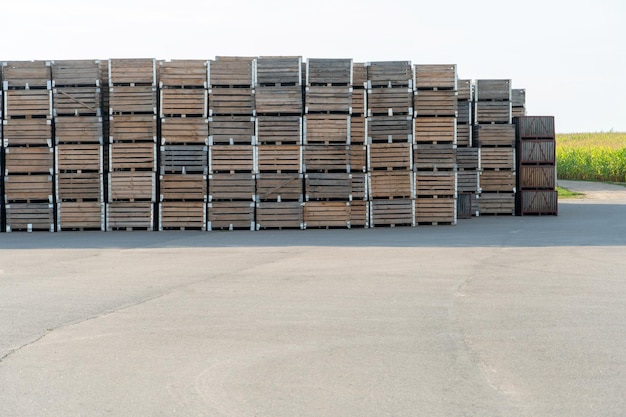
[515,116,557,215]
[255,57,303,229]
[366,61,414,227]
[474,79,516,215]
[455,78,478,217]
[413,65,458,225]
[52,60,104,231]
[512,89,526,119]
[349,63,369,227]
[107,59,157,230]
[207,57,257,231]
[2,61,55,232]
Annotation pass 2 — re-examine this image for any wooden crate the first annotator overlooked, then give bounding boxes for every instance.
[369,171,413,199]
[414,116,455,144]
[456,147,478,170]
[352,63,368,88]
[255,86,302,114]
[53,87,101,116]
[519,190,557,215]
[159,201,206,230]
[474,101,511,124]
[414,64,456,90]
[415,172,456,197]
[256,173,303,202]
[57,172,103,202]
[209,145,256,173]
[303,145,350,172]
[303,201,350,228]
[55,116,102,144]
[368,143,412,170]
[305,86,352,113]
[109,86,157,114]
[161,117,208,145]
[4,147,53,174]
[479,147,515,170]
[349,200,369,227]
[4,175,53,202]
[208,57,256,87]
[3,118,52,146]
[414,144,456,171]
[257,145,301,173]
[478,193,515,215]
[56,144,103,173]
[106,202,154,231]
[367,61,412,87]
[415,197,456,224]
[457,100,471,124]
[512,89,525,107]
[208,116,255,145]
[457,79,472,101]
[515,116,555,139]
[108,171,156,201]
[159,60,208,88]
[350,145,367,173]
[209,88,255,115]
[350,116,366,144]
[2,61,51,89]
[256,201,303,229]
[474,80,511,101]
[208,173,254,201]
[207,201,255,230]
[518,140,555,164]
[306,58,352,85]
[457,171,479,193]
[5,203,55,232]
[519,165,556,189]
[51,60,101,87]
[305,172,366,201]
[160,145,208,174]
[256,56,301,85]
[479,171,516,192]
[367,116,413,143]
[367,87,413,116]
[512,107,526,118]
[474,124,515,147]
[413,89,457,117]
[109,115,157,142]
[351,88,366,115]
[108,59,156,86]
[256,116,301,145]
[370,199,414,227]
[109,142,156,170]
[160,88,207,117]
[160,174,207,201]
[456,123,471,147]
[4,89,52,118]
[303,114,349,144]
[58,201,104,231]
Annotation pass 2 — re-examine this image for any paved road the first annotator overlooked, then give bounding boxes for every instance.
[1,183,625,417]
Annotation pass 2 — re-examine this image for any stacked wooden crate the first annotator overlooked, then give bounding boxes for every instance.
[207,57,257,231]
[515,116,557,215]
[255,57,303,229]
[52,60,104,231]
[107,59,157,230]
[302,58,367,229]
[366,61,414,227]
[474,79,516,215]
[2,61,55,232]
[158,60,208,230]
[455,78,479,218]
[512,89,526,119]
[413,65,458,225]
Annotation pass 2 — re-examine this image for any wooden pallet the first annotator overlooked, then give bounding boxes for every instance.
[159,201,206,230]
[415,172,456,197]
[477,192,515,215]
[351,88,366,115]
[56,172,104,202]
[350,116,366,144]
[51,60,101,87]
[413,144,456,171]
[4,175,53,202]
[474,79,511,101]
[370,199,414,227]
[257,145,301,172]
[160,145,208,174]
[302,145,350,172]
[160,173,207,201]
[209,145,256,173]
[53,87,101,116]
[106,202,154,231]
[4,147,53,174]
[256,201,303,229]
[207,201,255,230]
[519,190,557,215]
[519,165,556,189]
[109,142,156,170]
[55,115,103,145]
[161,117,208,145]
[414,116,455,144]
[457,170,479,193]
[109,115,157,142]
[456,147,478,170]
[255,86,302,114]
[159,60,208,88]
[256,56,302,85]
[369,143,412,170]
[256,116,302,144]
[518,139,555,164]
[367,116,413,143]
[305,86,352,113]
[56,144,103,173]
[5,203,55,232]
[4,89,52,118]
[109,86,157,114]
[474,101,511,124]
[108,171,156,201]
[3,118,52,146]
[369,171,413,199]
[58,201,105,231]
[208,173,254,201]
[367,61,412,87]
[515,116,555,138]
[415,197,456,224]
[2,61,51,89]
[160,88,207,117]
[414,64,456,90]
[413,89,457,117]
[303,201,351,228]
[474,124,515,147]
[208,88,255,115]
[256,173,303,201]
[479,170,516,192]
[479,147,515,170]
[303,114,350,144]
[108,59,156,86]
[367,87,413,115]
[208,116,255,145]
[208,57,256,87]
[305,172,366,201]
[457,79,472,101]
[306,58,352,85]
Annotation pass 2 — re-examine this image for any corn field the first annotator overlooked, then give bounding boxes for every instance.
[556,132,626,182]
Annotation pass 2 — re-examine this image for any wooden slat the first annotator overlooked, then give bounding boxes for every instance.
[3,119,52,146]
[51,60,100,87]
[518,140,555,164]
[256,56,301,85]
[108,171,156,201]
[306,58,352,85]
[109,86,156,114]
[478,193,515,215]
[160,174,207,201]
[413,89,457,116]
[367,61,412,87]
[160,145,208,174]
[305,172,366,201]
[106,202,154,230]
[474,101,511,124]
[161,117,208,145]
[257,116,301,144]
[414,117,455,144]
[255,86,302,114]
[4,175,53,202]
[256,173,303,201]
[367,116,413,143]
[256,201,303,229]
[109,142,156,170]
[413,144,456,171]
[415,172,456,196]
[479,147,515,170]
[479,171,516,192]
[2,61,51,88]
[257,145,301,173]
[58,202,104,230]
[304,114,349,144]
[159,201,206,230]
[209,57,255,87]
[303,201,350,228]
[414,64,456,89]
[160,88,207,117]
[475,79,511,101]
[369,171,413,199]
[208,116,255,145]
[303,145,350,172]
[207,201,255,230]
[369,143,412,170]
[208,173,254,201]
[5,203,55,232]
[415,197,456,224]
[57,144,103,173]
[109,115,157,142]
[109,59,156,85]
[350,116,366,144]
[57,172,103,202]
[520,190,557,215]
[53,87,101,116]
[4,147,53,174]
[305,86,351,113]
[210,145,256,173]
[209,88,255,115]
[474,124,515,147]
[4,89,52,118]
[456,147,479,170]
[515,116,555,138]
[519,165,556,189]
[367,87,413,115]
[370,199,414,226]
[159,60,207,87]
[457,79,472,101]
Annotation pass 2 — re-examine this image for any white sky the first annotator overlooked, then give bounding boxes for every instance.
[2,0,624,133]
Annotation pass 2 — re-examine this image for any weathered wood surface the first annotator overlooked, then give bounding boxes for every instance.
[210,145,256,173]
[256,56,301,85]
[414,117,455,144]
[108,171,156,201]
[367,87,413,115]
[351,89,366,115]
[5,203,55,232]
[415,197,456,224]
[303,201,351,228]
[350,116,366,144]
[474,101,511,124]
[413,144,456,171]
[370,199,414,226]
[456,124,471,147]
[4,175,53,202]
[53,87,101,116]
[478,192,515,215]
[4,147,53,174]
[161,117,208,145]
[3,118,52,146]
[109,86,157,114]
[519,165,556,189]
[518,140,555,164]
[367,61,412,87]
[511,89,525,107]
[160,88,207,117]
[51,60,100,87]
[257,116,302,145]
[208,173,254,201]
[208,116,255,145]
[303,114,349,144]
[456,147,479,170]
[457,79,472,101]
[305,86,351,113]
[474,124,515,147]
[207,201,255,230]
[57,172,104,201]
[58,201,105,230]
[369,171,413,199]
[367,116,413,143]
[415,172,456,196]
[255,86,302,114]
[209,88,255,116]
[519,190,557,215]
[474,79,511,101]
[305,172,366,201]
[256,201,303,229]
[306,59,352,85]
[456,100,471,124]
[109,59,156,85]
[106,202,154,230]
[4,89,52,118]
[413,89,457,116]
[159,201,206,230]
[2,61,51,88]
[57,144,103,173]
[414,64,456,90]
[109,115,157,142]
[303,145,350,172]
[159,60,208,87]
[457,171,479,193]
[479,171,516,192]
[368,143,412,170]
[160,174,207,201]
[256,173,303,201]
[456,193,474,219]
[109,142,156,170]
[352,63,368,88]
[160,145,208,174]
[209,57,256,87]
[515,116,555,138]
[479,147,515,170]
